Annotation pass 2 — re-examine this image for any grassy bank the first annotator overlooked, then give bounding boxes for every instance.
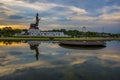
[55,37,120,41]
[0,37,120,41]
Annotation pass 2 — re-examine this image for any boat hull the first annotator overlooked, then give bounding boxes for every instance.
[59,41,106,47]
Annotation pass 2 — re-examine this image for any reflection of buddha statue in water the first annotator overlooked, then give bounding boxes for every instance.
[30,44,39,60]
[28,41,41,60]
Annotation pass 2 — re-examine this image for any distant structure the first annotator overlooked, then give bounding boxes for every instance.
[21,13,66,37]
[82,26,86,32]
[81,26,86,37]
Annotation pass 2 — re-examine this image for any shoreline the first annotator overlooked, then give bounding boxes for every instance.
[0,37,120,41]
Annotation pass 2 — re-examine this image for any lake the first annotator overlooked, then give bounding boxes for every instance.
[0,40,120,80]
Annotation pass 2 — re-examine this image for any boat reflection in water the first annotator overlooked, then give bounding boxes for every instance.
[59,40,106,50]
[59,44,106,50]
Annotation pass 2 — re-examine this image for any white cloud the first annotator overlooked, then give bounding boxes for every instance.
[99,12,120,21]
[0,0,63,12]
[0,4,19,16]
[68,6,87,15]
[96,6,120,24]
[70,16,97,21]
[98,5,120,14]
[0,0,87,16]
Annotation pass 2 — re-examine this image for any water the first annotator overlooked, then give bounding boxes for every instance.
[0,40,120,80]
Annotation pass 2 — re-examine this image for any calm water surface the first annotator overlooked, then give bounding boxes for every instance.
[0,40,120,80]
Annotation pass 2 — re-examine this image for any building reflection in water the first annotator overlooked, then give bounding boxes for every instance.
[27,41,41,60]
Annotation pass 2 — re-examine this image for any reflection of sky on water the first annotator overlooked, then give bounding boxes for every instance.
[0,41,120,80]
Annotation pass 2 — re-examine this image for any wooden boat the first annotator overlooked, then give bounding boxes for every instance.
[59,40,106,47]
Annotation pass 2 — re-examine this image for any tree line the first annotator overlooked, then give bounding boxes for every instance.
[0,27,120,38]
[0,27,24,37]
[48,29,120,38]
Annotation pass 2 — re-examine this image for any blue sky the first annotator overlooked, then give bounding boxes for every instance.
[0,0,120,33]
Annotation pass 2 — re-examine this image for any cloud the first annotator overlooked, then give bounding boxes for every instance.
[68,6,87,15]
[0,0,87,21]
[95,5,120,25]
[0,5,14,16]
[99,12,120,22]
[105,0,120,5]
[1,0,61,11]
[8,15,24,19]
[98,5,120,14]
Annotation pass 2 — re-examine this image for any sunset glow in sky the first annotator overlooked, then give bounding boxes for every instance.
[0,0,120,33]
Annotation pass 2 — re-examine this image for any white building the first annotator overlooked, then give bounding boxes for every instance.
[28,29,65,37]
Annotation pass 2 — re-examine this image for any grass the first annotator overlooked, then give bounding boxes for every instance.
[0,37,50,41]
[54,37,120,41]
[0,37,120,41]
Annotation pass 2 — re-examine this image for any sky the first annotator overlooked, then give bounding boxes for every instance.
[0,0,120,33]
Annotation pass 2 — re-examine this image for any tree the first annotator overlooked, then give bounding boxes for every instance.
[0,27,22,37]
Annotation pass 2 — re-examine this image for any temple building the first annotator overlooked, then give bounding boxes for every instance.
[21,13,66,37]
